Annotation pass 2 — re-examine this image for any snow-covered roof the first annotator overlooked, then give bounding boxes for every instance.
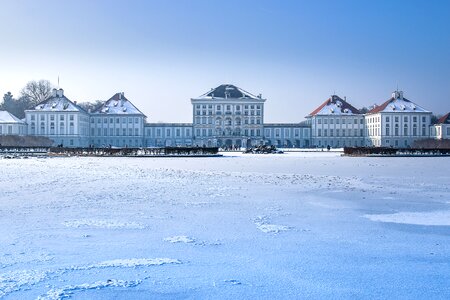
[196,84,263,100]
[0,111,26,124]
[30,89,87,113]
[308,95,361,117]
[92,93,146,116]
[367,91,430,114]
[437,112,450,124]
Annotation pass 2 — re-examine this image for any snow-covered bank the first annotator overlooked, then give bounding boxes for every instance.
[0,153,449,299]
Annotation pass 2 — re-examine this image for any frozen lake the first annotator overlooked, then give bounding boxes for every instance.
[1,153,449,299]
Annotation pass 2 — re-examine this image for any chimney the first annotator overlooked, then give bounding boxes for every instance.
[52,88,57,97]
[399,91,404,100]
[57,88,64,97]
[344,96,347,102]
[74,101,77,105]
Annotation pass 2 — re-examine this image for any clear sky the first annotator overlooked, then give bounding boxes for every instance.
[0,0,449,122]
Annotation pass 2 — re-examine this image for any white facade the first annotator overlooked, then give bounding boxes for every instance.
[307,95,365,147]
[264,123,311,147]
[90,92,146,147]
[191,85,265,148]
[145,123,193,147]
[0,111,27,135]
[25,89,90,147]
[365,91,431,147]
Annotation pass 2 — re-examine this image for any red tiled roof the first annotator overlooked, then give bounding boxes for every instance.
[308,98,331,116]
[308,95,361,116]
[367,97,415,114]
[438,112,450,124]
[367,97,394,114]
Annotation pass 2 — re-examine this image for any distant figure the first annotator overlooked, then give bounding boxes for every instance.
[327,145,331,151]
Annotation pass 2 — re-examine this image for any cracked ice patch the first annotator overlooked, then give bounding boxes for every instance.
[364,210,450,226]
[63,219,145,229]
[254,216,291,233]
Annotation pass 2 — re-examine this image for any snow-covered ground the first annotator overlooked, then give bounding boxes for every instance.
[0,152,449,299]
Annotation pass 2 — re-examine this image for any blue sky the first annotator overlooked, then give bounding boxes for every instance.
[0,0,449,122]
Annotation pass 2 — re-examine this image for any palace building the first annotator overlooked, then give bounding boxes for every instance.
[365,91,431,147]
[1,84,445,148]
[306,95,365,148]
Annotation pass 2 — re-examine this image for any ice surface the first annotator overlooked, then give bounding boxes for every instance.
[0,152,449,299]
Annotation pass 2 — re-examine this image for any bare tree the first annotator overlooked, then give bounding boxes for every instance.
[77,100,104,112]
[20,80,54,106]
